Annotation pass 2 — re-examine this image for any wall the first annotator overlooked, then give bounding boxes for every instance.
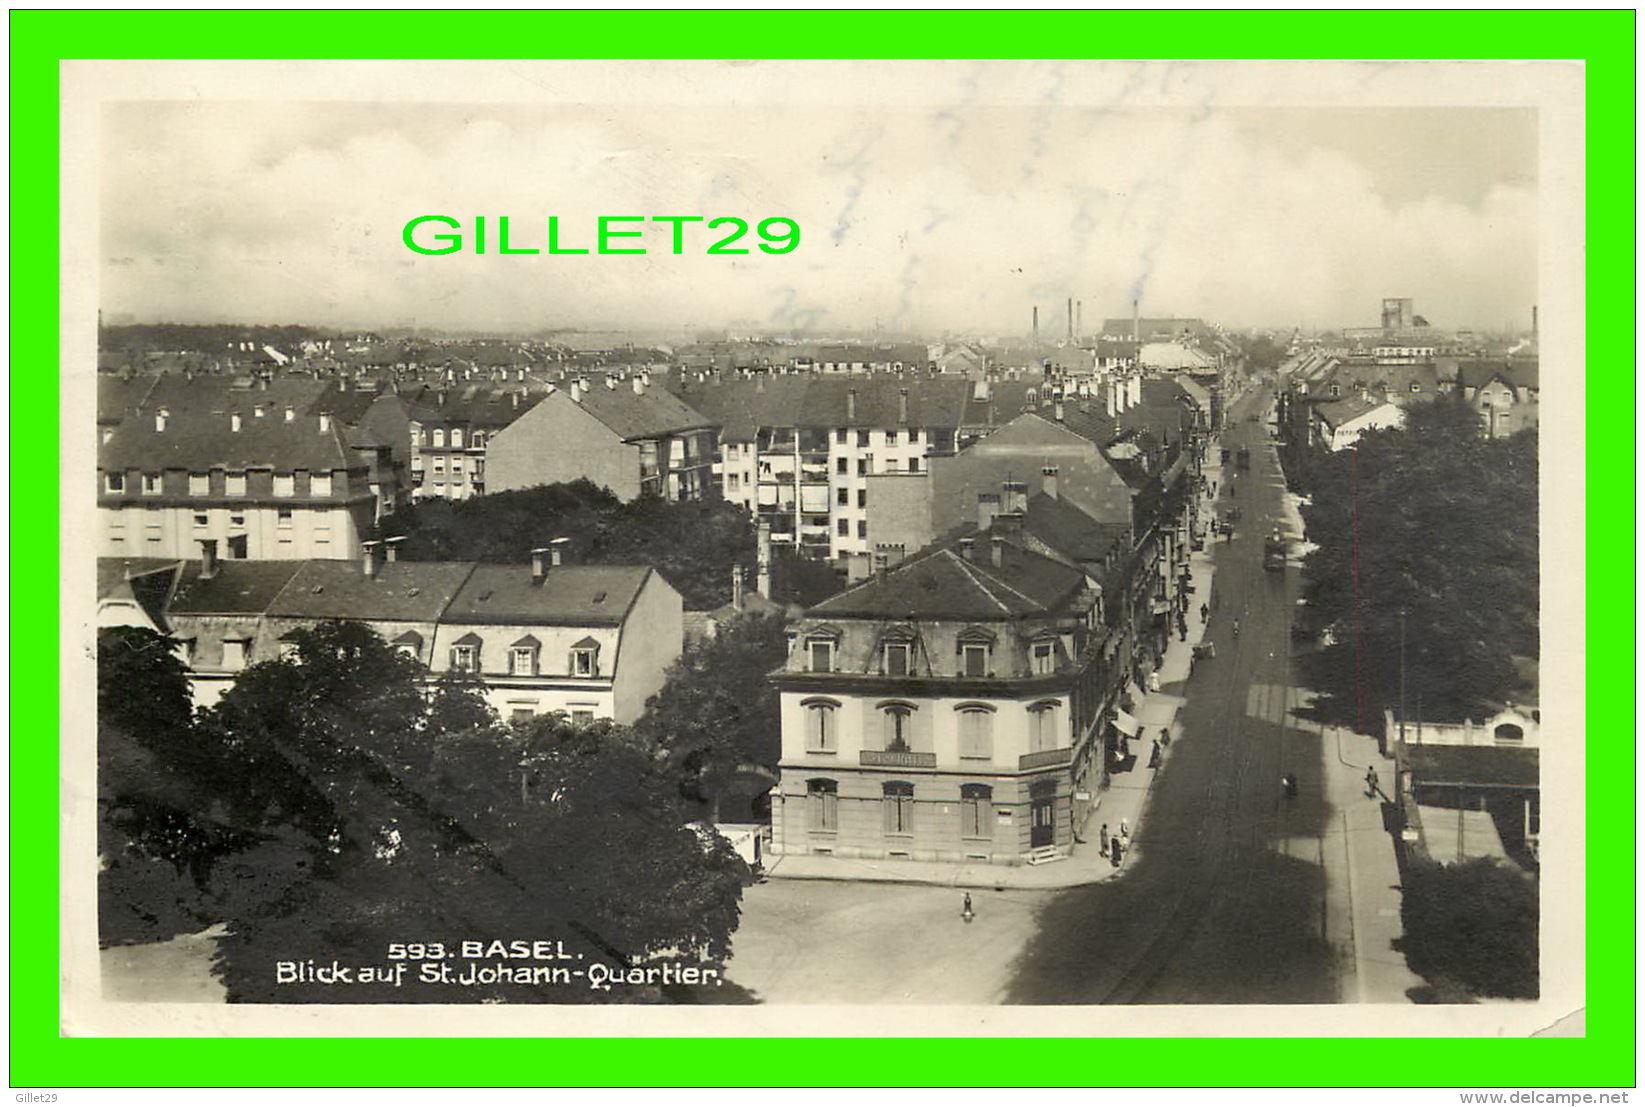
[485,392,640,500]
[101,502,368,561]
[427,618,624,723]
[610,570,685,724]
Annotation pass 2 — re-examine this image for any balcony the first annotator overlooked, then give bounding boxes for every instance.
[860,749,937,769]
[1018,747,1072,770]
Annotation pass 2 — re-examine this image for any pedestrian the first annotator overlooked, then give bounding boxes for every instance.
[961,892,975,923]
[1148,740,1161,769]
[1147,668,1161,693]
[1200,602,1209,624]
[1110,838,1123,868]
[1365,766,1380,798]
[1098,823,1109,857]
[1178,622,1188,643]
[1119,817,1131,842]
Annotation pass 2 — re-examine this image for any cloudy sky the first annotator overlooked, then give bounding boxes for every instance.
[98,63,1542,337]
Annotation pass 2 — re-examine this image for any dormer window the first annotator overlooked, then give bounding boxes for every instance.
[188,473,210,496]
[883,642,911,677]
[957,628,996,678]
[805,625,843,673]
[226,472,247,496]
[1031,639,1057,675]
[273,473,295,498]
[450,633,483,673]
[570,636,600,678]
[142,473,162,495]
[104,472,125,494]
[451,429,464,449]
[311,472,333,497]
[433,429,446,448]
[509,635,541,677]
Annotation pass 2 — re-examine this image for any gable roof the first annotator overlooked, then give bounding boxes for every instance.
[559,383,712,441]
[265,560,477,621]
[806,539,1084,622]
[442,563,654,626]
[99,408,363,473]
[167,560,307,615]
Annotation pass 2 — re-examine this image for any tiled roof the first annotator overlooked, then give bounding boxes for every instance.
[96,557,181,600]
[807,537,1084,621]
[1315,397,1399,428]
[1457,359,1539,392]
[99,407,363,473]
[168,561,307,615]
[1021,494,1130,561]
[677,377,974,440]
[562,383,712,440]
[442,563,652,626]
[266,560,477,621]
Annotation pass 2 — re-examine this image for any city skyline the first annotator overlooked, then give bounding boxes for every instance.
[99,62,1543,336]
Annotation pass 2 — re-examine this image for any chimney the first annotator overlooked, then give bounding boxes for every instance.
[253,403,266,419]
[632,375,645,395]
[898,388,909,425]
[199,539,219,580]
[549,536,570,567]
[1054,400,1064,422]
[847,388,857,422]
[874,553,889,583]
[511,389,520,409]
[1032,305,1040,347]
[1133,299,1140,344]
[154,408,169,433]
[990,535,1005,569]
[568,380,581,403]
[230,411,243,433]
[1002,478,1028,514]
[1532,304,1539,342]
[319,412,332,433]
[977,493,999,532]
[1077,300,1083,341]
[605,376,616,390]
[362,540,382,579]
[531,547,551,584]
[994,510,1024,535]
[1067,297,1074,344]
[284,405,295,423]
[959,536,976,562]
[1042,465,1059,500]
[756,519,772,597]
[384,536,404,563]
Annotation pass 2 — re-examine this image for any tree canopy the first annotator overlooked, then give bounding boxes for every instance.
[635,612,789,821]
[377,481,758,610]
[1295,399,1538,726]
[98,620,748,1001]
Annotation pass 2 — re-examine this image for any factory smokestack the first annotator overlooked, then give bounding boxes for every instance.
[1077,300,1083,342]
[1067,298,1074,344]
[1133,299,1140,345]
[1032,305,1040,347]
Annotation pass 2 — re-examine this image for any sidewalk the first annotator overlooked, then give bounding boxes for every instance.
[767,478,1225,893]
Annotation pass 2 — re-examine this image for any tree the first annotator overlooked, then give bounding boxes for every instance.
[194,621,747,1003]
[1398,857,1538,999]
[635,613,789,820]
[1296,401,1538,726]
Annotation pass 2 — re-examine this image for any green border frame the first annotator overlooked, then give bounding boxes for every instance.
[12,10,1634,1089]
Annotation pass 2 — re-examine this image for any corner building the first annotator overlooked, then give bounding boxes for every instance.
[769,529,1105,865]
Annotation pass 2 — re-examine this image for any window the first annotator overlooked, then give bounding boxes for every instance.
[962,644,989,677]
[105,472,125,494]
[273,474,295,498]
[908,457,921,473]
[451,429,463,448]
[883,642,911,677]
[883,781,914,834]
[433,429,446,448]
[808,638,835,673]
[857,520,868,539]
[807,779,838,831]
[143,473,162,495]
[226,472,246,496]
[222,638,250,671]
[276,507,293,528]
[511,707,536,725]
[193,513,209,529]
[881,703,913,751]
[857,458,869,476]
[958,705,994,759]
[311,472,333,497]
[857,489,867,508]
[570,647,598,677]
[1028,701,1061,752]
[471,432,484,449]
[836,457,849,474]
[837,518,850,537]
[961,784,993,839]
[433,458,446,475]
[145,508,163,542]
[510,646,538,677]
[189,473,210,496]
[885,430,899,446]
[836,429,848,444]
[571,709,596,728]
[857,430,869,447]
[450,644,480,672]
[727,473,739,492]
[804,699,838,751]
[837,487,850,506]
[1032,640,1057,675]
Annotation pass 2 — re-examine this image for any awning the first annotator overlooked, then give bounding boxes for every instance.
[1112,709,1140,737]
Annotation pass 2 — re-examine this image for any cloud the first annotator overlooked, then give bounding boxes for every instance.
[101,102,1536,334]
